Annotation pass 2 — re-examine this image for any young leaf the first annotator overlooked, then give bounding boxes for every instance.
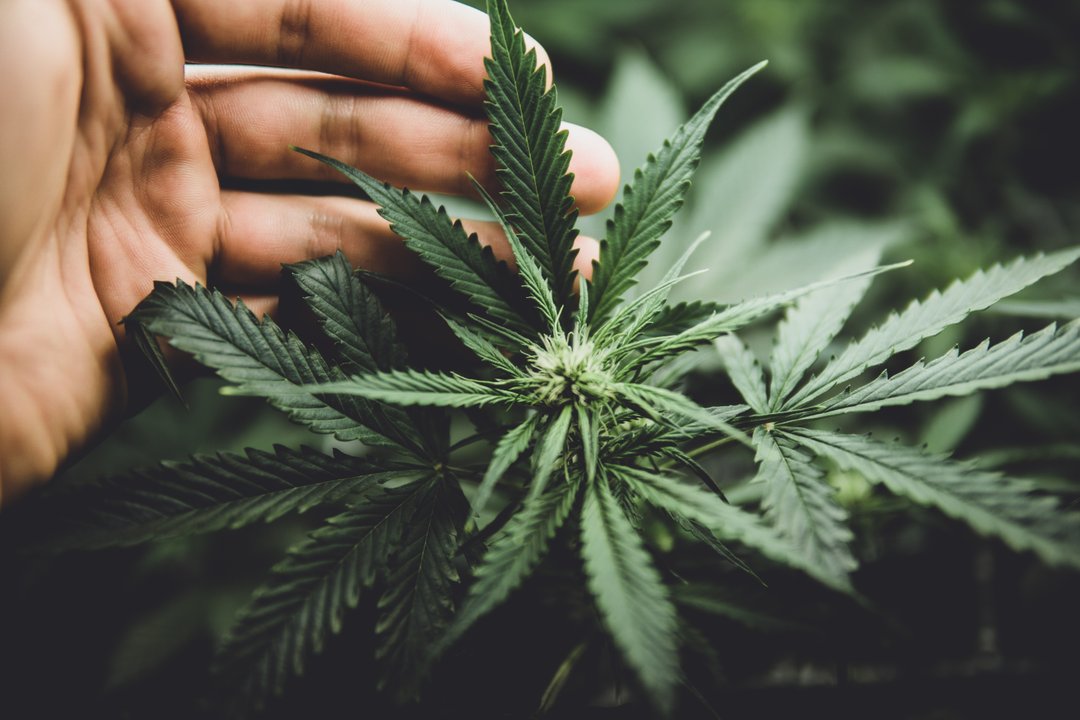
[212,482,424,712]
[597,231,711,348]
[129,280,423,454]
[290,369,516,408]
[471,175,561,332]
[530,405,574,499]
[715,335,769,414]
[615,383,752,447]
[616,465,854,592]
[806,321,1080,418]
[766,270,878,410]
[28,447,416,552]
[647,300,726,337]
[581,474,679,715]
[375,477,468,695]
[438,479,578,654]
[291,147,532,336]
[285,252,406,373]
[787,247,1080,407]
[578,406,600,483]
[752,430,857,581]
[472,413,541,514]
[575,275,590,335]
[439,311,523,377]
[588,62,768,323]
[484,0,579,305]
[634,261,910,370]
[785,429,1080,569]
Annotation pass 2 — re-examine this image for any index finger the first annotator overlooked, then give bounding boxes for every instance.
[172,0,550,106]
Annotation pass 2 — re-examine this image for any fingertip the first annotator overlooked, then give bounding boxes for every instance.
[564,123,621,215]
[573,235,600,283]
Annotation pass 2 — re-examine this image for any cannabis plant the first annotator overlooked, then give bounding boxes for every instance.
[20,0,1080,716]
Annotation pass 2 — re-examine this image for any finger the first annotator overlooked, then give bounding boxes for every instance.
[172,0,551,106]
[189,72,619,214]
[214,191,424,287]
[214,190,599,287]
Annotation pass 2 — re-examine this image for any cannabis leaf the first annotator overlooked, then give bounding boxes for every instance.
[290,147,533,337]
[28,446,417,552]
[786,429,1080,569]
[786,247,1080,406]
[213,482,425,712]
[808,320,1080,417]
[587,62,767,323]
[375,476,468,696]
[484,0,579,306]
[752,430,857,582]
[126,280,424,455]
[286,251,406,373]
[581,473,679,715]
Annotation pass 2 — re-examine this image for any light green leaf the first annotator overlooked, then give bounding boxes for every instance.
[614,382,752,447]
[992,298,1080,319]
[597,48,685,186]
[530,405,574,499]
[680,107,810,297]
[767,264,879,410]
[715,335,768,414]
[578,405,599,483]
[634,261,910,370]
[581,474,679,715]
[289,369,515,409]
[472,414,541,514]
[788,247,1080,406]
[807,321,1080,418]
[597,232,710,349]
[617,465,853,592]
[589,63,767,322]
[785,429,1080,569]
[752,430,857,581]
[471,176,561,333]
[700,220,906,304]
[439,312,522,377]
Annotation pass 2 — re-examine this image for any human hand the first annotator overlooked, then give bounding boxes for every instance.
[0,0,619,505]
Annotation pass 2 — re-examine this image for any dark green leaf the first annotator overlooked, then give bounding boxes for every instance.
[485,0,579,305]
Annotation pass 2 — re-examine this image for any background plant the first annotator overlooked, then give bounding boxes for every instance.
[2,1,1080,720]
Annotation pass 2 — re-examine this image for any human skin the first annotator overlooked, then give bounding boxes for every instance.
[0,0,620,506]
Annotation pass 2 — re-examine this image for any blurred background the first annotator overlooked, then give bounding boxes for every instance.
[2,0,1079,717]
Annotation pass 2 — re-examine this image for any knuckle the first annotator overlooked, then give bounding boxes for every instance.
[276,0,314,67]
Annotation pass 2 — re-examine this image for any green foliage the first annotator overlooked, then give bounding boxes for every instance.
[581,474,679,715]
[484,0,579,306]
[213,482,425,712]
[17,0,1080,716]
[588,62,766,323]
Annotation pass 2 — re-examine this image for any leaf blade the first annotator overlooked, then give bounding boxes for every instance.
[581,474,679,715]
[808,321,1080,418]
[589,62,768,322]
[787,247,1080,407]
[786,429,1080,569]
